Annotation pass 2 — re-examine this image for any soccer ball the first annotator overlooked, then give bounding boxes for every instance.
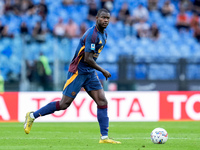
[150,128,168,144]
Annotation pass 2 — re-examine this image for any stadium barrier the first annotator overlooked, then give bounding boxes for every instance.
[0,91,199,122]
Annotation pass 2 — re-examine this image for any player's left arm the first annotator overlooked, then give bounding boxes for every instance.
[84,52,111,80]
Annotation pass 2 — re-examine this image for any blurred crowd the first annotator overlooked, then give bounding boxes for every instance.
[0,0,200,91]
[113,0,200,41]
[0,0,116,43]
[0,0,199,42]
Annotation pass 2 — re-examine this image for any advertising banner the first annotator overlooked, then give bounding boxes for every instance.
[160,91,200,121]
[18,91,159,122]
[0,91,199,122]
[0,92,18,121]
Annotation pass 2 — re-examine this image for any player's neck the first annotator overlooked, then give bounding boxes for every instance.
[96,24,104,33]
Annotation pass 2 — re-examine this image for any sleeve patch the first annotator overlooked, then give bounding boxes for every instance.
[91,44,95,50]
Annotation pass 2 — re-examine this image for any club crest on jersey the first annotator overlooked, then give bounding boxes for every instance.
[71,92,76,96]
[91,44,95,50]
[98,45,103,53]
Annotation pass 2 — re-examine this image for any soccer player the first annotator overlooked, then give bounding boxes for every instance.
[24,8,121,144]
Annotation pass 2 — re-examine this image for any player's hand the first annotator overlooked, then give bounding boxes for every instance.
[102,70,111,80]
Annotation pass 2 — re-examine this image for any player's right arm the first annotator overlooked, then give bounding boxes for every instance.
[84,28,111,80]
[84,52,111,80]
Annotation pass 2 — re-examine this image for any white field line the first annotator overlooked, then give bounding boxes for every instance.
[0,137,199,140]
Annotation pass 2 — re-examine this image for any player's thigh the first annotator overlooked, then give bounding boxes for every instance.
[83,72,107,106]
[83,71,102,92]
[63,72,86,98]
[87,89,108,106]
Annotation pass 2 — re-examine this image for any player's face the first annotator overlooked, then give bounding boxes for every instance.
[97,12,110,28]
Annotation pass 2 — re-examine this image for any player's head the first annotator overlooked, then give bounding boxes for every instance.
[96,8,110,29]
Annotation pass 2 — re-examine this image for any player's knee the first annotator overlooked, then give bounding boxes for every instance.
[59,101,72,110]
[59,95,74,110]
[97,97,107,106]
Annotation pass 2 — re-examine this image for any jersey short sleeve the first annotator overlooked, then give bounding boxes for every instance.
[85,29,98,53]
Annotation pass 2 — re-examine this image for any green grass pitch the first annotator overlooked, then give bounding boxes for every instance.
[0,121,199,150]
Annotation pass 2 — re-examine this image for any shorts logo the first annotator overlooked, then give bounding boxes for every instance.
[91,44,95,50]
[71,92,76,96]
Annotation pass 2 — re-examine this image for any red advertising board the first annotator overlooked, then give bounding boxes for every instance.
[160,91,200,121]
[0,92,18,121]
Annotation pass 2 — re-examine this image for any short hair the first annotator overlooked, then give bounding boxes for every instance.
[97,8,110,17]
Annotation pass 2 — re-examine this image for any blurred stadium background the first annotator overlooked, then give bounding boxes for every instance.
[0,0,200,92]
